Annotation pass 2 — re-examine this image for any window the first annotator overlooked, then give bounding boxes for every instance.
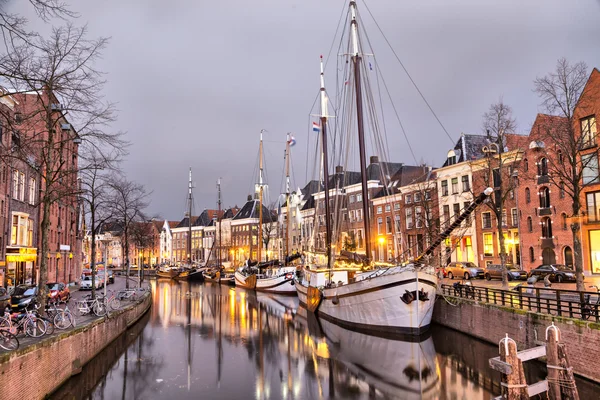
[451,177,459,194]
[525,188,531,203]
[425,190,432,200]
[541,217,553,238]
[356,194,362,202]
[349,195,355,203]
[415,207,423,228]
[405,194,412,204]
[441,180,448,196]
[356,209,363,221]
[453,203,460,221]
[357,229,364,248]
[501,209,507,227]
[12,170,18,199]
[386,216,392,233]
[511,208,518,227]
[385,204,391,212]
[483,233,493,256]
[349,210,355,222]
[587,191,600,222]
[557,150,564,164]
[482,212,492,229]
[461,175,470,192]
[27,218,33,246]
[394,202,400,210]
[377,217,383,234]
[18,172,24,201]
[562,213,568,230]
[582,154,599,184]
[414,192,422,202]
[539,187,551,208]
[11,213,29,246]
[443,205,450,225]
[395,214,401,231]
[464,202,471,225]
[580,115,597,148]
[405,208,413,229]
[29,177,35,205]
[538,157,548,176]
[529,247,535,262]
[377,206,382,214]
[524,158,529,172]
[560,182,565,199]
[527,217,533,232]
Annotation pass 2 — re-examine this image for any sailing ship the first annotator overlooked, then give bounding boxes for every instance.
[234,131,300,294]
[295,1,492,335]
[156,265,180,279]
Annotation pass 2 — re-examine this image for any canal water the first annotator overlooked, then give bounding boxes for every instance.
[50,279,600,399]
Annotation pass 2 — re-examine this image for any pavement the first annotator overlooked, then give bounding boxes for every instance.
[1,275,150,353]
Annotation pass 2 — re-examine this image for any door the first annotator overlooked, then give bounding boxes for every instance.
[542,248,556,264]
[564,246,573,268]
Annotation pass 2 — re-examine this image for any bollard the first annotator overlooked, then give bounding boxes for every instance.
[546,323,579,400]
[499,334,529,400]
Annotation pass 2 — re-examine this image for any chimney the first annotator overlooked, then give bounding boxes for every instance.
[335,165,344,174]
[370,155,379,164]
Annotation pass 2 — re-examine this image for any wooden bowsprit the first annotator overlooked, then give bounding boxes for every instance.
[488,323,579,400]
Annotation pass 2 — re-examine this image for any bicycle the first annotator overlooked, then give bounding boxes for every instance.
[76,295,107,317]
[581,285,599,320]
[0,307,47,338]
[104,290,121,311]
[46,303,76,330]
[117,289,138,302]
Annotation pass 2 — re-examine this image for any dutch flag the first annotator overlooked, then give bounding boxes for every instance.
[288,135,296,147]
[312,121,321,133]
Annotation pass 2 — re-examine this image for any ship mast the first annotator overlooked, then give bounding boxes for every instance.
[319,55,333,271]
[217,178,222,267]
[350,1,372,263]
[258,130,265,263]
[188,167,193,265]
[285,134,291,260]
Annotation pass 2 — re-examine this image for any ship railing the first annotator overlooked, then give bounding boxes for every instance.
[440,283,600,322]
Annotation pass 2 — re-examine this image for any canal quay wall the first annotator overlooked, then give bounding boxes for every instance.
[0,292,152,400]
[433,297,600,383]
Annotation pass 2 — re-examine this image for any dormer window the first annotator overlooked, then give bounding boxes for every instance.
[446,150,457,166]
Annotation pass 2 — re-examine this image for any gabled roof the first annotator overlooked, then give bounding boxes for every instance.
[194,209,225,227]
[168,221,179,229]
[176,216,200,229]
[528,113,568,142]
[442,133,490,167]
[373,165,436,198]
[232,199,275,223]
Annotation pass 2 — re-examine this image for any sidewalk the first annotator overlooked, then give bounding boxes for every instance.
[441,275,600,291]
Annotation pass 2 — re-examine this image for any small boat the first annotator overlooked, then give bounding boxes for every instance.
[156,266,180,279]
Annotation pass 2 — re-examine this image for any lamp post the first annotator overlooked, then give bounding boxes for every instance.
[138,250,143,287]
[378,236,386,262]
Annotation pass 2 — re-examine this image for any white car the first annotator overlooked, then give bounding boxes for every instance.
[80,275,104,290]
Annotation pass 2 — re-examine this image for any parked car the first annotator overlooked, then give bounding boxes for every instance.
[80,274,104,290]
[446,262,485,280]
[107,270,114,284]
[484,265,528,281]
[0,287,10,312]
[435,266,447,278]
[528,264,578,283]
[10,285,38,311]
[46,282,71,302]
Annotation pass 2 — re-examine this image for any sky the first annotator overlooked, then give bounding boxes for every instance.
[7,0,600,221]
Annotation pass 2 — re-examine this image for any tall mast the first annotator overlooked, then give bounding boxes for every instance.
[188,167,193,265]
[320,55,333,270]
[258,130,265,263]
[350,1,372,263]
[217,178,222,267]
[285,134,291,259]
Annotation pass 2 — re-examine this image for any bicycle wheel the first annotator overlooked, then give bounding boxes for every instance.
[92,302,107,317]
[40,317,55,335]
[25,318,47,338]
[109,298,121,310]
[0,317,11,330]
[54,311,74,330]
[0,330,19,351]
[76,301,90,317]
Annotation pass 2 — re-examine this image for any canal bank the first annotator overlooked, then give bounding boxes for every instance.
[0,290,151,400]
[432,295,600,383]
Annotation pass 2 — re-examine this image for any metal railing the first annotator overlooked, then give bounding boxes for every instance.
[440,283,600,322]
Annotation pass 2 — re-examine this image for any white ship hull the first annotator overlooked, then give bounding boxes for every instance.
[236,266,297,294]
[296,265,437,335]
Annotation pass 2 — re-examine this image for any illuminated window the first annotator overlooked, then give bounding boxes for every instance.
[483,233,493,257]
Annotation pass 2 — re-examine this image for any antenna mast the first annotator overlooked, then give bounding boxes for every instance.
[285,134,291,260]
[217,178,222,267]
[188,167,193,265]
[319,55,333,271]
[258,130,265,263]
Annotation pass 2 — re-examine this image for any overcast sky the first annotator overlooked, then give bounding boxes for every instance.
[8,0,600,220]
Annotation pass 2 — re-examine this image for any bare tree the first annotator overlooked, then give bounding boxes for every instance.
[109,177,148,288]
[0,24,127,307]
[262,207,277,261]
[470,101,520,288]
[533,58,595,291]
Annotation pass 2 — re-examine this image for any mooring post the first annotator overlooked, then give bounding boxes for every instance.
[546,322,580,400]
[499,334,529,400]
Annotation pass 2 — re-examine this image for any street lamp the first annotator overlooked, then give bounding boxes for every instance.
[378,236,386,261]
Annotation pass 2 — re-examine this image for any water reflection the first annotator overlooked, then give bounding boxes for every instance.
[53,280,599,399]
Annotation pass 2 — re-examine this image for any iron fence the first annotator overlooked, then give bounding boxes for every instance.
[440,283,600,322]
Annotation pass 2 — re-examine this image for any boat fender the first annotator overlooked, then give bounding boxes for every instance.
[285,273,293,280]
[331,294,339,305]
[401,290,415,305]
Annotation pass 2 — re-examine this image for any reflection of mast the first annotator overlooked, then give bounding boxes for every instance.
[216,285,223,388]
[188,168,193,264]
[187,286,192,391]
[287,323,292,397]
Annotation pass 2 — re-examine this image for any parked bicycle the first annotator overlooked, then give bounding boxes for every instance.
[46,302,76,330]
[104,290,122,311]
[0,306,47,338]
[581,285,599,320]
[76,295,107,317]
[0,329,19,351]
[117,289,138,302]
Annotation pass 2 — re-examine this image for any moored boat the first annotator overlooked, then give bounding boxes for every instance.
[156,266,180,279]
